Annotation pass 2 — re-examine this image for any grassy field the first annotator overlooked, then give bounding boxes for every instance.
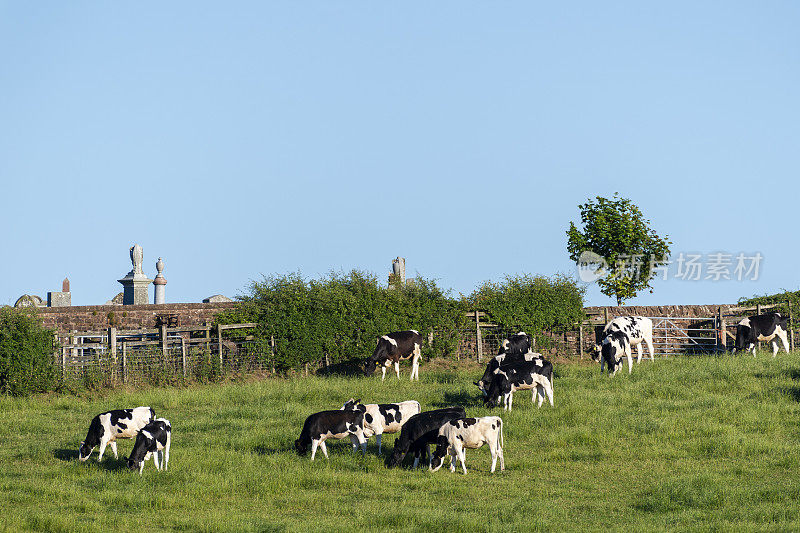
[2,353,800,532]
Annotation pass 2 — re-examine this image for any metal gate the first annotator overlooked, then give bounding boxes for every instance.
[650,316,720,357]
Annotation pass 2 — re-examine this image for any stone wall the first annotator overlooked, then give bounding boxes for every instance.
[35,302,239,334]
[584,304,737,320]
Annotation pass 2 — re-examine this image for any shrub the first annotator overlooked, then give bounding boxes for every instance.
[0,308,57,396]
[215,270,467,371]
[470,273,586,336]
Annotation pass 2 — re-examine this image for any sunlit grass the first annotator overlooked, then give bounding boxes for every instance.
[1,352,800,531]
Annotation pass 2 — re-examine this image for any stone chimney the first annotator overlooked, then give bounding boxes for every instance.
[153,257,167,304]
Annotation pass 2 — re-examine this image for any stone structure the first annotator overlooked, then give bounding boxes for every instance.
[105,292,124,305]
[47,277,72,307]
[203,294,232,303]
[153,257,167,304]
[389,257,406,288]
[14,294,44,308]
[118,244,153,305]
[36,302,237,335]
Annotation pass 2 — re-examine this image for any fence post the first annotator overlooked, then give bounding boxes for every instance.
[604,308,609,325]
[475,311,483,363]
[218,326,224,371]
[181,336,187,377]
[270,335,276,374]
[579,324,584,359]
[109,327,117,383]
[718,308,726,353]
[122,342,127,384]
[756,304,762,352]
[61,345,67,377]
[788,300,795,352]
[161,324,168,359]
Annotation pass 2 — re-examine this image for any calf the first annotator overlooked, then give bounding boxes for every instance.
[78,406,155,462]
[127,418,171,475]
[734,312,790,356]
[483,360,554,410]
[498,332,532,356]
[364,330,423,381]
[592,316,655,375]
[386,407,466,468]
[429,416,504,474]
[340,399,421,454]
[294,410,367,461]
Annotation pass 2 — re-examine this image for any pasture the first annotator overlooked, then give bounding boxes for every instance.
[2,354,800,532]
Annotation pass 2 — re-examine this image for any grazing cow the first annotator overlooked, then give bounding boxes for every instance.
[340,399,421,454]
[482,360,554,410]
[734,312,790,356]
[475,351,546,397]
[386,407,466,468]
[429,416,504,474]
[498,332,532,356]
[592,316,655,375]
[78,406,155,462]
[127,418,171,475]
[294,410,367,461]
[364,330,423,381]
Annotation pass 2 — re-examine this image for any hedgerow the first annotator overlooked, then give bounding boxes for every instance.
[0,308,57,396]
[469,273,586,337]
[214,270,468,371]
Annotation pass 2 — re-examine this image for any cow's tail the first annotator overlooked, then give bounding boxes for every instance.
[498,417,504,450]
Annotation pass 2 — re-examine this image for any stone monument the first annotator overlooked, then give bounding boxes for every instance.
[389,257,406,289]
[118,244,152,305]
[153,257,167,304]
[47,277,72,307]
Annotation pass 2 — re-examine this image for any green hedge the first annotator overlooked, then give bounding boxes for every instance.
[469,274,587,336]
[738,289,800,320]
[215,270,468,371]
[0,308,57,396]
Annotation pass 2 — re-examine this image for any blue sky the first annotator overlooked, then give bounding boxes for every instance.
[1,2,798,307]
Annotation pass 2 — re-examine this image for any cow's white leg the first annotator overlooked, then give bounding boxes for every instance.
[412,455,420,469]
[544,377,554,407]
[381,365,387,381]
[349,434,360,452]
[748,343,756,356]
[772,340,780,357]
[778,330,790,354]
[645,336,655,360]
[600,356,605,374]
[139,460,145,475]
[626,348,633,374]
[310,439,319,461]
[97,438,109,462]
[320,440,329,459]
[376,433,383,455]
[449,445,458,473]
[458,447,468,475]
[636,343,643,364]
[109,440,118,459]
[394,361,400,380]
[411,343,421,381]
[490,442,498,473]
[153,450,160,471]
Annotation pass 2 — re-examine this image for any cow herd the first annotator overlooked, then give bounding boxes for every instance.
[75,312,791,475]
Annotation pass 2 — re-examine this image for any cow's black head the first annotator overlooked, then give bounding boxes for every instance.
[78,441,93,462]
[363,360,377,376]
[341,398,363,411]
[294,438,308,456]
[428,435,449,472]
[734,321,751,353]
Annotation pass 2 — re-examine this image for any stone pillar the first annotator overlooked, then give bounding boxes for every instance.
[153,257,167,304]
[389,257,406,288]
[118,244,152,305]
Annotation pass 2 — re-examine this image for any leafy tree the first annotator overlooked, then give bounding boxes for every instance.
[567,194,671,305]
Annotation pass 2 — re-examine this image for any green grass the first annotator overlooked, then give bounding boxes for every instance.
[2,354,800,532]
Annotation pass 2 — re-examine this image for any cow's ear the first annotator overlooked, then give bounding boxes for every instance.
[354,399,361,405]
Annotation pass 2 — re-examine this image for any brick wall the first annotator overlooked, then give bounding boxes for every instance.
[35,302,239,334]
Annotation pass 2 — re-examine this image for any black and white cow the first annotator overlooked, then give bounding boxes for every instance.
[127,418,171,475]
[734,312,790,356]
[294,410,368,461]
[498,332,532,356]
[340,399,421,454]
[592,316,655,376]
[386,406,466,468]
[474,351,547,397]
[429,416,504,474]
[482,360,554,410]
[78,406,155,462]
[364,330,423,381]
